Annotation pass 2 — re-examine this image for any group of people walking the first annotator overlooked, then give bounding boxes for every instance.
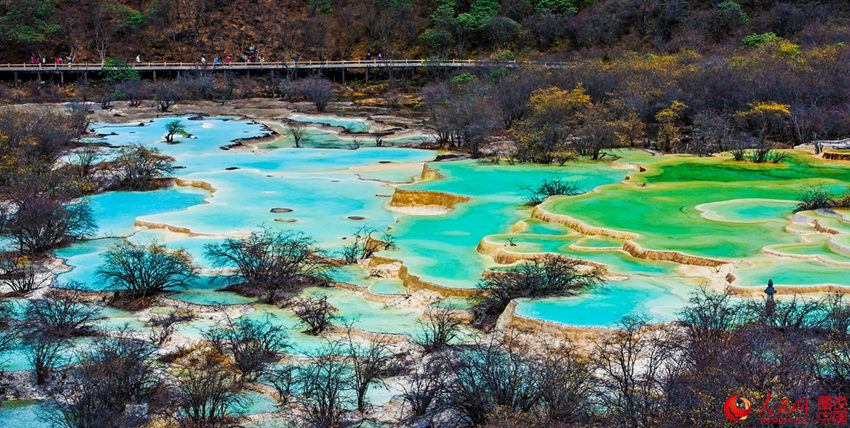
[26,50,387,66]
[28,56,73,67]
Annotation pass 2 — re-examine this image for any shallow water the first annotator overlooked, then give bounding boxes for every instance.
[49,115,850,332]
[0,400,50,428]
[514,276,697,326]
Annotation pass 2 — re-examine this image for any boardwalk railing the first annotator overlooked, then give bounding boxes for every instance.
[0,59,566,72]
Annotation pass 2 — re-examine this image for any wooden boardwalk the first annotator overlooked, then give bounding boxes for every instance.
[0,59,558,73]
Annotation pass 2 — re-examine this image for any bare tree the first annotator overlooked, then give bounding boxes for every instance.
[414,307,462,353]
[25,284,100,337]
[521,178,583,206]
[338,226,395,264]
[265,364,298,405]
[448,336,542,425]
[205,228,332,303]
[288,125,307,148]
[537,341,598,424]
[400,356,450,421]
[115,79,151,108]
[4,192,95,255]
[97,241,198,298]
[594,316,673,427]
[109,145,175,190]
[346,331,396,413]
[173,346,247,427]
[88,0,119,64]
[0,301,20,361]
[474,255,603,327]
[293,296,337,335]
[71,145,101,180]
[299,77,335,111]
[205,316,289,381]
[24,329,69,385]
[154,82,185,112]
[294,341,352,427]
[0,254,49,293]
[51,335,161,428]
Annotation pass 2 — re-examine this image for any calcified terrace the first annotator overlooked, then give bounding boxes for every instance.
[2,113,849,423]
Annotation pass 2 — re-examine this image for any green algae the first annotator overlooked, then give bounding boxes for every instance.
[696,199,796,223]
[388,159,629,289]
[640,153,850,184]
[543,181,806,259]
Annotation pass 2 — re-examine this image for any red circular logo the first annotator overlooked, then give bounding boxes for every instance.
[724,395,752,422]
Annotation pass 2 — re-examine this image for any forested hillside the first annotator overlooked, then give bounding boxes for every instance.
[1,0,849,62]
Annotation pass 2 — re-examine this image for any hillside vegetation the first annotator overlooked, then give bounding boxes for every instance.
[1,0,849,62]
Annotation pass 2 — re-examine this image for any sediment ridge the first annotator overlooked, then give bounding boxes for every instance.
[828,236,850,258]
[367,256,479,298]
[530,206,639,240]
[387,189,471,215]
[420,164,445,181]
[621,241,728,267]
[133,219,217,237]
[727,282,850,296]
[496,300,611,343]
[762,244,850,267]
[823,152,850,161]
[475,236,608,269]
[174,178,217,193]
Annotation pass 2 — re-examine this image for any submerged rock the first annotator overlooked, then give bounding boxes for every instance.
[270,208,293,213]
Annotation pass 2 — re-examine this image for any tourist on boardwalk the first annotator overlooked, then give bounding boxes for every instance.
[136,54,141,64]
[214,56,219,65]
[377,53,382,61]
[201,55,207,65]
[225,55,230,65]
[293,54,299,64]
[367,52,372,61]
[66,56,72,68]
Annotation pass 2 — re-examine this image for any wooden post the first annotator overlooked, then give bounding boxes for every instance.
[153,70,157,82]
[13,71,17,87]
[365,68,368,85]
[342,67,345,85]
[60,71,64,86]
